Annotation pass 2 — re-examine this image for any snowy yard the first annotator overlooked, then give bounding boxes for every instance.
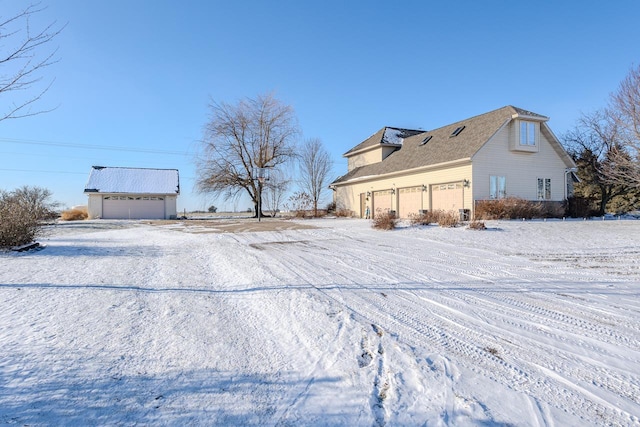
[1,218,639,426]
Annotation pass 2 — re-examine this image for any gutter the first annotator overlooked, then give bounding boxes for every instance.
[331,158,472,187]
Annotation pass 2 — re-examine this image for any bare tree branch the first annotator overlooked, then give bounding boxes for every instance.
[0,3,65,121]
[563,110,635,215]
[605,64,640,187]
[298,138,333,217]
[262,168,291,216]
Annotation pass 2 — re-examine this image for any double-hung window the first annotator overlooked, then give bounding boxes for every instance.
[537,178,551,199]
[520,121,536,146]
[490,176,506,199]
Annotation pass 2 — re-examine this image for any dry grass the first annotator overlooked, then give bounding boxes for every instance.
[372,209,397,230]
[61,207,88,221]
[292,209,308,219]
[468,220,487,230]
[335,208,354,218]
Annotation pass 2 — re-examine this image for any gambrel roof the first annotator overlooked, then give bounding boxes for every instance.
[332,105,573,186]
[84,166,180,194]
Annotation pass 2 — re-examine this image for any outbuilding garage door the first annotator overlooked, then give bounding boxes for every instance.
[102,196,165,219]
[398,186,422,218]
[431,183,463,212]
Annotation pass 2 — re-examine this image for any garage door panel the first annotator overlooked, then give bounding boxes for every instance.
[102,196,165,219]
[398,187,422,218]
[431,183,463,212]
[372,190,392,218]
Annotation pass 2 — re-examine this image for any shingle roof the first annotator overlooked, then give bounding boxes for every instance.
[332,106,551,185]
[343,127,424,156]
[84,166,180,194]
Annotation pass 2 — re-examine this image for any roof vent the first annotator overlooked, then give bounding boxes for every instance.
[450,126,465,137]
[419,135,432,145]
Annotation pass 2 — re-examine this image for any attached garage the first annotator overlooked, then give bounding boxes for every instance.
[431,182,464,212]
[398,186,423,218]
[84,166,180,220]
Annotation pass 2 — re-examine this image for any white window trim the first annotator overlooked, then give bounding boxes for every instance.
[537,178,551,200]
[520,121,537,146]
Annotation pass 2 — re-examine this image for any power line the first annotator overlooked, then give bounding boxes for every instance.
[0,137,193,156]
[0,168,196,181]
[0,168,87,175]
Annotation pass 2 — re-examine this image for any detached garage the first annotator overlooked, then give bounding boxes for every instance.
[84,166,180,219]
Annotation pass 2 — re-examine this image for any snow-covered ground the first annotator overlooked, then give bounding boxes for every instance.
[1,218,639,426]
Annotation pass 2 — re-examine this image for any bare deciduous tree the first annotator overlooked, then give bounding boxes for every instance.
[606,64,640,186]
[1,3,64,122]
[298,138,333,217]
[196,93,299,216]
[563,111,630,215]
[263,168,290,217]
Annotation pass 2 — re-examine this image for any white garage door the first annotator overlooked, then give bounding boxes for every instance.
[102,196,165,219]
[431,183,463,212]
[372,190,393,218]
[398,187,422,218]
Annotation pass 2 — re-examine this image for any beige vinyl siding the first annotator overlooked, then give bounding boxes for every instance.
[347,146,399,171]
[334,162,472,217]
[347,147,384,171]
[472,122,568,201]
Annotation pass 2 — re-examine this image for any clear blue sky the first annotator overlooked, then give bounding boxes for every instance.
[1,0,639,211]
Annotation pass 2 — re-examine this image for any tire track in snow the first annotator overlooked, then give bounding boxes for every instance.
[244,239,547,422]
[388,286,640,417]
[243,230,639,425]
[333,239,640,423]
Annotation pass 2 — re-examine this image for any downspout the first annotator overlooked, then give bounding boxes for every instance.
[564,168,577,200]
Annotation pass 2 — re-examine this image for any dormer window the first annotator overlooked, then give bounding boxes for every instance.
[520,121,536,146]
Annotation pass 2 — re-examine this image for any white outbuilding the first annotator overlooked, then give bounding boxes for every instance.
[84,166,180,219]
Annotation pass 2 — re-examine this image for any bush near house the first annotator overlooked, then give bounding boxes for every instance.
[437,211,460,228]
[474,197,562,220]
[409,210,460,227]
[372,209,397,230]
